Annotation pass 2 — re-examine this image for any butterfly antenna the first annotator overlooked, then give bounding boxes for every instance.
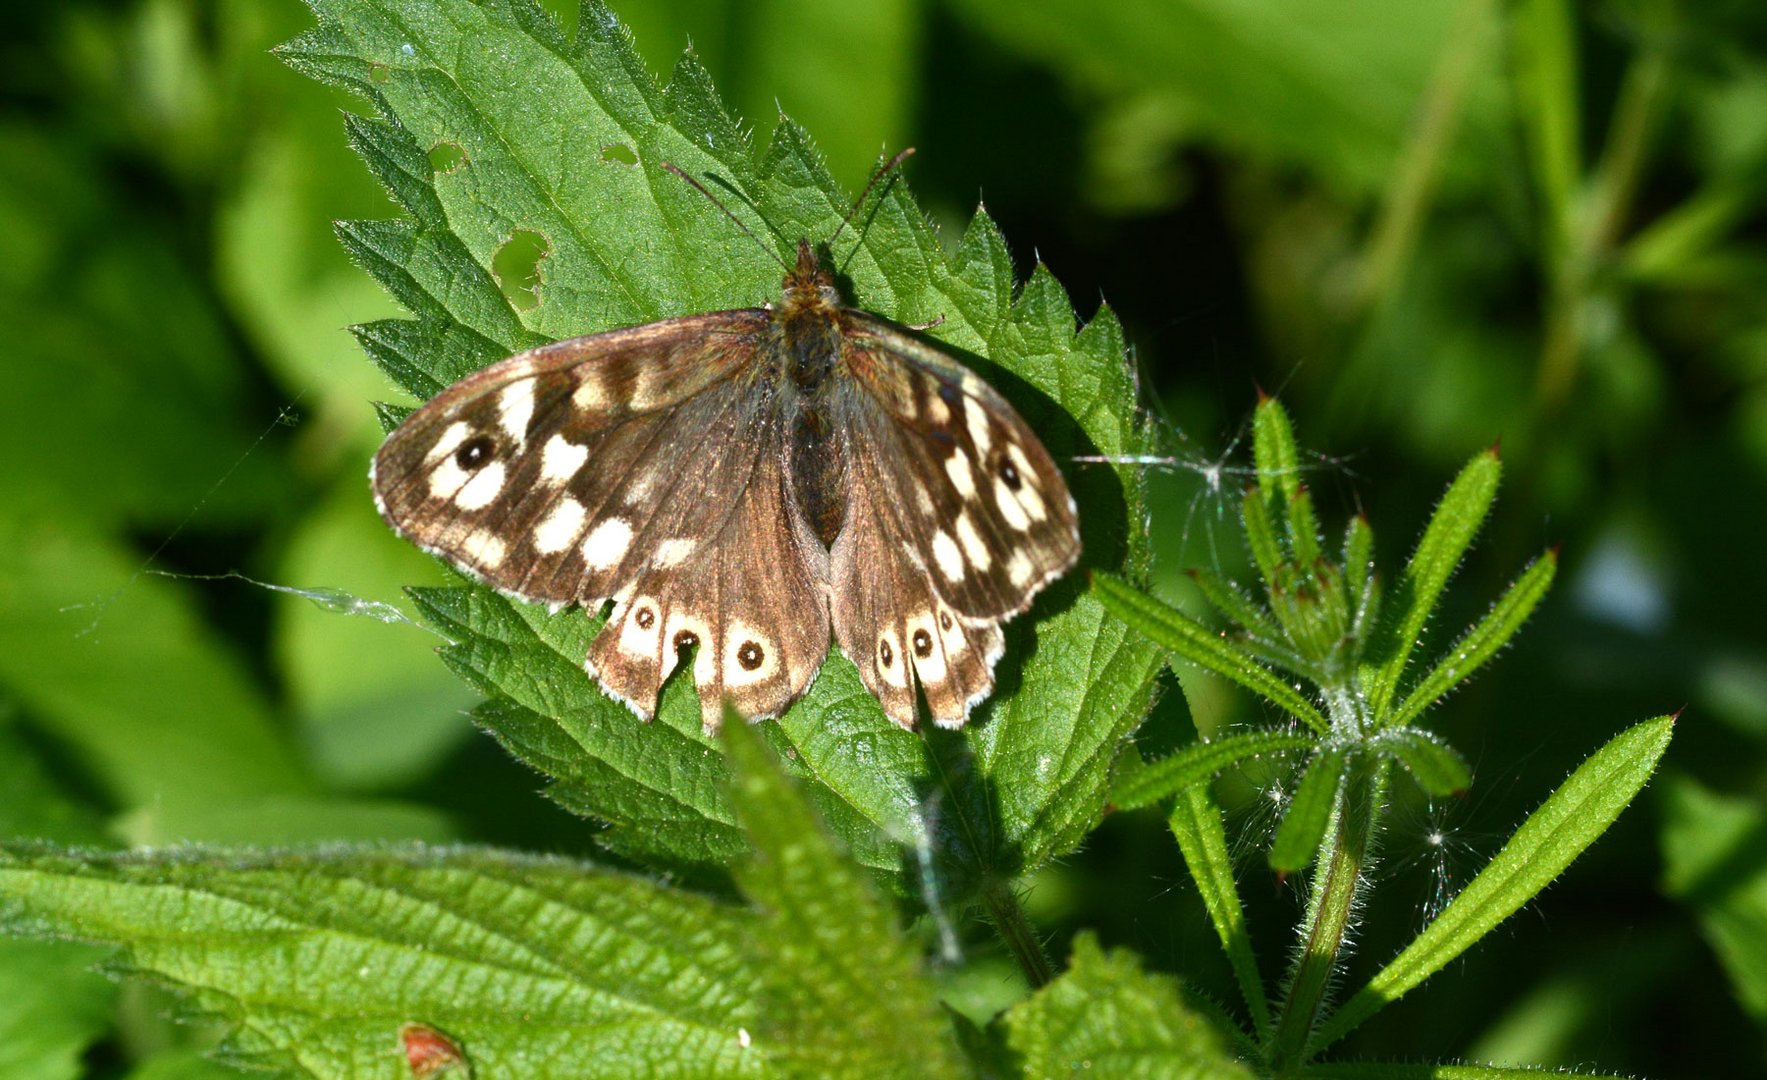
[827,146,916,248]
[660,161,791,272]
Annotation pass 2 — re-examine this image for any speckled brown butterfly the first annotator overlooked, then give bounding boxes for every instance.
[371,152,1079,731]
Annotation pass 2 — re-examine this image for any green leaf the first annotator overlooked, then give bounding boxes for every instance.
[0,726,114,1080]
[1372,728,1471,798]
[1187,568,1283,643]
[945,0,1505,199]
[1094,574,1329,734]
[1311,715,1674,1054]
[1253,394,1303,516]
[1270,747,1348,873]
[1297,1064,1639,1079]
[0,515,311,830]
[1112,730,1316,812]
[1005,933,1255,1079]
[1241,485,1286,590]
[1363,450,1501,724]
[288,0,1159,889]
[723,710,966,1079]
[1168,786,1271,1039]
[275,476,476,791]
[1509,0,1581,265]
[0,845,765,1079]
[1385,551,1556,730]
[0,939,115,1080]
[1659,775,1767,1023]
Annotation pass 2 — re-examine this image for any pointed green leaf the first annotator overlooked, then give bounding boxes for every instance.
[1168,786,1272,1039]
[1270,748,1348,873]
[1252,395,1303,507]
[1386,552,1556,730]
[290,0,1159,891]
[1373,728,1471,797]
[723,711,966,1079]
[1343,515,1374,603]
[1188,568,1282,642]
[1289,486,1322,567]
[1312,715,1674,1054]
[1112,730,1316,811]
[1364,450,1501,723]
[1241,485,1286,589]
[1005,934,1255,1079]
[1094,574,1329,734]
[0,845,764,1078]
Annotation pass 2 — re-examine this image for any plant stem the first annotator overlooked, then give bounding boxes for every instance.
[981,877,1053,990]
[1268,759,1380,1069]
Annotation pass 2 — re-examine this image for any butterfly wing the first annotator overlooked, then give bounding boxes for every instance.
[371,312,829,728]
[828,317,1080,728]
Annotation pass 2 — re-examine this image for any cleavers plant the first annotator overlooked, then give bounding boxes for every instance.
[1094,393,1670,1074]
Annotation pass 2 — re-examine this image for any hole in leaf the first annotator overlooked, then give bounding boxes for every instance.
[428,142,467,175]
[492,228,550,312]
[601,143,638,165]
[369,63,391,84]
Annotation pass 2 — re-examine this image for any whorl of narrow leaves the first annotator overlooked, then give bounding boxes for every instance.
[280,0,1161,892]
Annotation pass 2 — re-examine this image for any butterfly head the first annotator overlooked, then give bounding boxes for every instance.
[782,239,842,312]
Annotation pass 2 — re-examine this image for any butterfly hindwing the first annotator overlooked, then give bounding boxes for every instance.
[585,396,830,729]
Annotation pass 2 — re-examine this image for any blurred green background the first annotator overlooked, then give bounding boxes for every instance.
[1,0,1764,1076]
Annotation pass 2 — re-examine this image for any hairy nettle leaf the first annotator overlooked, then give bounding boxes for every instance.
[277,0,1159,892]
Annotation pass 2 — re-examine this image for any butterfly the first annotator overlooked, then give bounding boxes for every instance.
[370,159,1080,732]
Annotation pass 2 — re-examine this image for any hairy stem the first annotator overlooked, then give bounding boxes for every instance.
[1268,758,1382,1068]
[981,877,1053,989]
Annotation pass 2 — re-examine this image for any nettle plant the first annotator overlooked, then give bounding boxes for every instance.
[0,2,1671,1078]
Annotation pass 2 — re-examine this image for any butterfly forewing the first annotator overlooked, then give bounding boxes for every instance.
[372,313,766,604]
[842,317,1081,619]
[374,311,827,725]
[818,319,1079,726]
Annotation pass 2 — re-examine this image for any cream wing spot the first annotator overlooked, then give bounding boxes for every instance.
[1007,550,1035,587]
[965,401,993,456]
[944,452,978,500]
[422,422,475,499]
[461,528,508,568]
[931,530,965,583]
[617,596,664,660]
[454,461,507,510]
[497,380,536,446]
[540,435,589,485]
[652,537,698,568]
[725,621,778,687]
[906,612,946,682]
[935,607,967,657]
[581,517,634,570]
[1017,481,1049,522]
[533,496,587,554]
[1007,443,1039,487]
[955,512,992,571]
[663,611,714,686]
[876,629,909,688]
[572,370,607,410]
[994,477,1032,531]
